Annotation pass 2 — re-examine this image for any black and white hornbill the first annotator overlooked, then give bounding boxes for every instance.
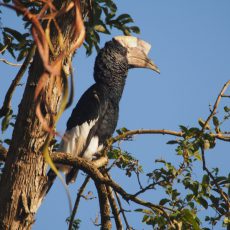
[59,36,160,184]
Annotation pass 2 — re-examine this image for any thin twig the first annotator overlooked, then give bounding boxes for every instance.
[68,175,90,230]
[114,191,132,230]
[201,147,230,209]
[202,80,230,131]
[111,129,230,143]
[0,58,22,66]
[0,44,36,118]
[133,184,156,197]
[111,129,184,144]
[222,94,230,98]
[0,44,9,53]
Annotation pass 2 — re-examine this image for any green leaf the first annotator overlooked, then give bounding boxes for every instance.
[179,125,188,133]
[121,127,129,132]
[1,111,12,133]
[116,14,133,22]
[186,194,194,201]
[129,26,141,34]
[167,140,179,145]
[4,139,11,146]
[212,116,219,127]
[159,198,170,205]
[203,139,210,150]
[66,217,81,230]
[197,197,208,209]
[4,27,25,42]
[198,118,210,129]
[223,217,230,225]
[188,127,200,136]
[224,106,230,112]
[17,48,28,62]
[142,215,150,223]
[181,209,201,230]
[202,174,210,186]
[94,24,110,34]
[135,208,144,212]
[194,151,202,161]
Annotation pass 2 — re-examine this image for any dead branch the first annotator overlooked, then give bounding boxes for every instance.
[0,44,36,118]
[202,80,230,131]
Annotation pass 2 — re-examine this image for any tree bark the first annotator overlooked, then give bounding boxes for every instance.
[0,2,78,229]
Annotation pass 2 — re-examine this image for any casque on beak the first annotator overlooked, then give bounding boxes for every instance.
[114,36,160,74]
[127,47,160,73]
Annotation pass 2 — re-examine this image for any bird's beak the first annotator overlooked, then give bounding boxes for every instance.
[127,47,160,73]
[114,36,160,74]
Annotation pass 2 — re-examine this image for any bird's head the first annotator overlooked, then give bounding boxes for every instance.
[94,36,159,94]
[114,36,160,73]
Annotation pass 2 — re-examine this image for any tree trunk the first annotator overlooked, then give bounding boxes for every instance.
[0,2,78,229]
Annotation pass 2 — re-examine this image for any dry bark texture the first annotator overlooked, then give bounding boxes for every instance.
[0,1,77,229]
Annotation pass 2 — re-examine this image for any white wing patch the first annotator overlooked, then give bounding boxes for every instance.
[58,119,98,173]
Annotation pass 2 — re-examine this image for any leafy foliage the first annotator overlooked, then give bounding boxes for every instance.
[0,27,32,61]
[66,217,81,230]
[0,0,140,57]
[82,0,140,55]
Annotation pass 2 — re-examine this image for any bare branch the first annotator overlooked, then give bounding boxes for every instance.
[110,129,230,145]
[68,176,90,230]
[0,44,36,118]
[222,94,230,98]
[202,80,230,131]
[114,192,132,230]
[111,129,184,144]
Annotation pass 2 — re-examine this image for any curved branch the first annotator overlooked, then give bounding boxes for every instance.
[0,59,22,66]
[110,129,230,145]
[111,129,184,143]
[50,152,174,215]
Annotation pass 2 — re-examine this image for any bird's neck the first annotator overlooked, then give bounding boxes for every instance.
[96,80,125,104]
[93,40,128,103]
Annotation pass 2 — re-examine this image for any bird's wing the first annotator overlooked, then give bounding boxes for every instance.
[58,84,107,175]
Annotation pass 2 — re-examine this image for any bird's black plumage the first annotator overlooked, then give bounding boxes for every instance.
[59,36,159,184]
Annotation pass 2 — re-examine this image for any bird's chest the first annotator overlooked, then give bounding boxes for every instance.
[96,102,119,144]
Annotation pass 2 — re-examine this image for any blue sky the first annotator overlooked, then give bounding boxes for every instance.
[1,0,230,229]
